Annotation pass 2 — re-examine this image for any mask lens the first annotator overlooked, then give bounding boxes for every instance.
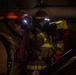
[44,18,50,22]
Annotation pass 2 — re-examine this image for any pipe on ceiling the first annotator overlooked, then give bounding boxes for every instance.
[21,7,76,18]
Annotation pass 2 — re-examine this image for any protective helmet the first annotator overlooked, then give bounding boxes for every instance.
[35,11,50,22]
[0,11,33,37]
[0,11,33,29]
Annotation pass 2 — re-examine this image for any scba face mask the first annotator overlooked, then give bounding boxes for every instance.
[15,14,33,29]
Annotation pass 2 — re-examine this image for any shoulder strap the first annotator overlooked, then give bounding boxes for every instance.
[0,34,11,75]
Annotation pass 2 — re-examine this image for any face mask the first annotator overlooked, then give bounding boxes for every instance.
[43,23,57,35]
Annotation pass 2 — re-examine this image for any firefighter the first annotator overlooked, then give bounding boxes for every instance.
[0,11,32,75]
[26,11,54,75]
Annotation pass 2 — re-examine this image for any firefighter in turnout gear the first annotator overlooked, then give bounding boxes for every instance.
[26,10,68,75]
[0,11,32,75]
[26,11,54,75]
